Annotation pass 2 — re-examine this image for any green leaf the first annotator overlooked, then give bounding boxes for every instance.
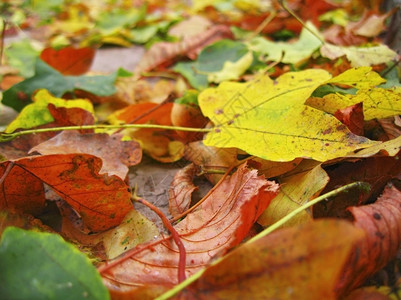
[199,69,377,162]
[174,39,252,89]
[4,39,41,77]
[248,22,323,64]
[2,59,117,112]
[0,227,109,300]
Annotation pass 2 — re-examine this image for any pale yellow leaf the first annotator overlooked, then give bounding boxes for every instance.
[258,161,328,228]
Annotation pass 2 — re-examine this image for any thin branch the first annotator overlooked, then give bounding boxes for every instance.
[0,124,212,142]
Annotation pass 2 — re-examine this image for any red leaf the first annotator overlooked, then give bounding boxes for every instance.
[168,163,200,218]
[0,154,132,232]
[336,185,401,296]
[30,131,142,180]
[40,46,95,75]
[334,102,364,136]
[100,164,279,294]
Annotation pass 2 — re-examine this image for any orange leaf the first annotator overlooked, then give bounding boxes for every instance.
[30,131,142,180]
[111,102,173,125]
[177,219,365,299]
[100,164,279,294]
[40,46,95,75]
[0,154,132,232]
[336,185,401,296]
[168,163,200,218]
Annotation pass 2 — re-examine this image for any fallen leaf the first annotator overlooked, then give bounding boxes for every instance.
[336,186,401,296]
[199,69,376,162]
[326,66,386,89]
[40,46,95,75]
[2,59,118,112]
[0,227,110,300]
[184,141,240,184]
[171,91,208,141]
[30,131,142,180]
[168,15,212,40]
[248,21,323,64]
[100,164,279,294]
[314,153,401,219]
[177,219,365,300]
[307,87,401,121]
[134,25,233,75]
[0,154,132,232]
[174,39,252,89]
[347,10,396,38]
[5,89,94,134]
[258,160,328,228]
[320,43,398,67]
[334,102,364,136]
[101,210,159,259]
[168,163,200,218]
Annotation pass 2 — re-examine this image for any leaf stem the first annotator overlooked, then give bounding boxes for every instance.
[133,195,187,283]
[0,124,212,142]
[156,181,370,299]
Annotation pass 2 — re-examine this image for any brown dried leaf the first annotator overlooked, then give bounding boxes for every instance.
[101,164,279,294]
[30,131,142,180]
[134,25,233,74]
[168,163,200,218]
[336,185,401,296]
[176,219,365,299]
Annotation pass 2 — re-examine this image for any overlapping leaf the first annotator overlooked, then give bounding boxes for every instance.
[176,219,365,299]
[101,164,279,295]
[0,154,132,232]
[199,69,376,162]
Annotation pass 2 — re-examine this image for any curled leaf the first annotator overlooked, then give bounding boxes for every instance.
[168,163,200,218]
[0,154,132,232]
[336,185,401,296]
[101,164,279,295]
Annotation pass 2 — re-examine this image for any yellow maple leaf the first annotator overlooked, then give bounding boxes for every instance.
[199,69,377,162]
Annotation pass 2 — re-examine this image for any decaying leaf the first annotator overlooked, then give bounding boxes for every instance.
[134,25,233,75]
[336,185,401,296]
[168,163,200,218]
[100,164,279,295]
[176,219,365,299]
[320,43,398,67]
[5,89,94,134]
[0,154,132,232]
[30,131,142,180]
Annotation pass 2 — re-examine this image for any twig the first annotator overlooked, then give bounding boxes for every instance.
[156,181,370,299]
[0,124,212,142]
[278,0,325,44]
[245,10,277,41]
[0,19,6,66]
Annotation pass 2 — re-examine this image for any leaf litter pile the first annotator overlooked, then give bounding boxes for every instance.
[1,0,401,299]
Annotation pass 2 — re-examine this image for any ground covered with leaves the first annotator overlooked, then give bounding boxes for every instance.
[1,0,401,299]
